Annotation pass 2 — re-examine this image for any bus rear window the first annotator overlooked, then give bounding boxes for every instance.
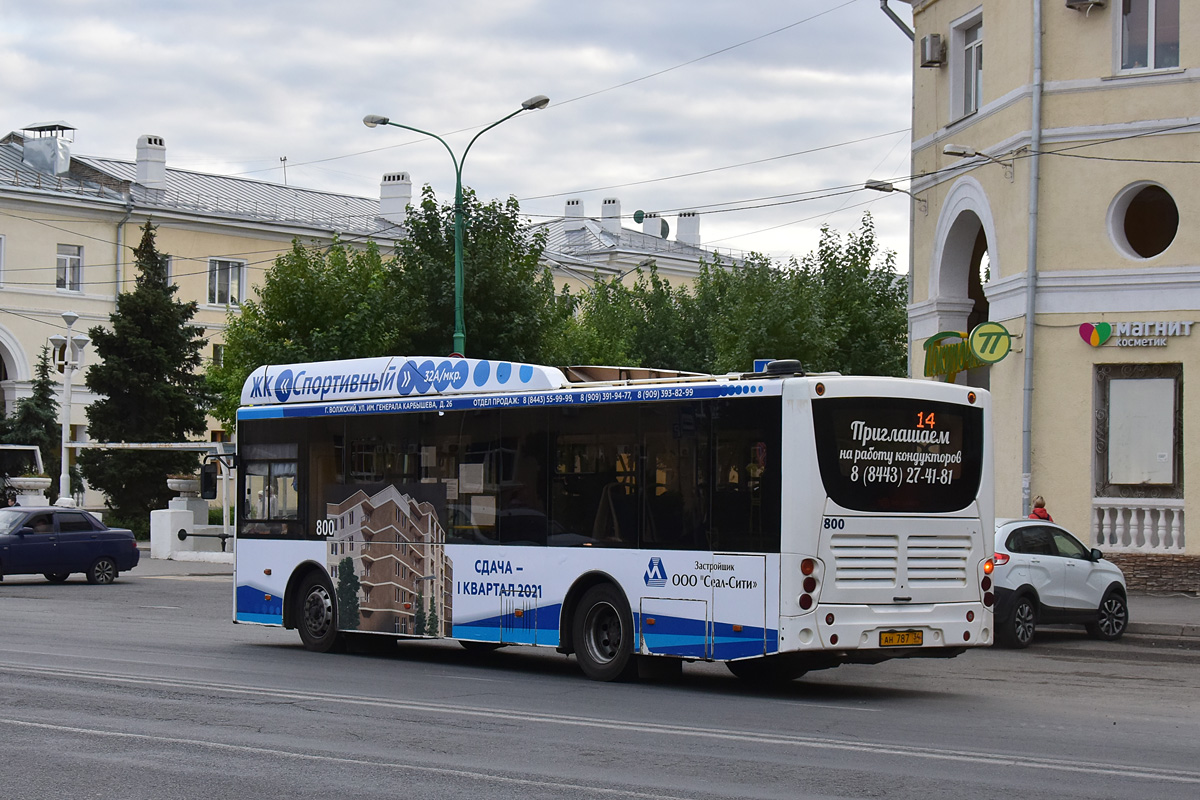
[812,397,984,513]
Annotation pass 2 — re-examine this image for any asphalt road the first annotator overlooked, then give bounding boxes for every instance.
[1,564,1197,800]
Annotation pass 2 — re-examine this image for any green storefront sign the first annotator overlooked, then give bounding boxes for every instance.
[923,322,1011,382]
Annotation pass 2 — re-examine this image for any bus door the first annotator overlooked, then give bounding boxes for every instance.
[640,597,708,658]
[709,554,767,660]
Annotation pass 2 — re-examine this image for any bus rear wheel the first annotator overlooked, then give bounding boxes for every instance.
[573,584,637,682]
[296,573,342,653]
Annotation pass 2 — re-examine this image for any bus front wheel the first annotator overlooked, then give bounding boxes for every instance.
[296,573,342,653]
[573,584,637,682]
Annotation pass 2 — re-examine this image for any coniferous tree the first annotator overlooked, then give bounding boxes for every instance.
[335,556,361,631]
[426,602,440,639]
[3,347,63,501]
[79,221,211,533]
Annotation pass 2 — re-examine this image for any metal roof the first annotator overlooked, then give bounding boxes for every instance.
[0,133,394,237]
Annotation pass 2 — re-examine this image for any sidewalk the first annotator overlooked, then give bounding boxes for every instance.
[1126,592,1200,641]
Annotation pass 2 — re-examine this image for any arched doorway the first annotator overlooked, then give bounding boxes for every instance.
[929,177,999,387]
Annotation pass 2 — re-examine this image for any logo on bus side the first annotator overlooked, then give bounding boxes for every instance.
[644,557,668,587]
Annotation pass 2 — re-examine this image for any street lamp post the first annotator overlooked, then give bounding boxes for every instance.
[363,94,549,356]
[48,310,88,507]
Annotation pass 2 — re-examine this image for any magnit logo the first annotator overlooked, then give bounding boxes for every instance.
[644,557,667,588]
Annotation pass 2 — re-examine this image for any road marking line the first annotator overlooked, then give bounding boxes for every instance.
[0,717,689,799]
[0,662,1197,784]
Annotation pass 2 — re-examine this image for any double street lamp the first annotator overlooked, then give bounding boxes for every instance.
[48,310,88,506]
[363,94,549,356]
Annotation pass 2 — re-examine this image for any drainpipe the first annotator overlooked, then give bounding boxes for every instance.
[880,0,915,41]
[881,0,915,374]
[1021,1,1045,516]
[114,190,134,294]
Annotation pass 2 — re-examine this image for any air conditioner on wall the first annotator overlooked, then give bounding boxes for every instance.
[1065,0,1105,10]
[920,34,945,68]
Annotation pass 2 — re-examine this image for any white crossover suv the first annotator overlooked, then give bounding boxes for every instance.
[992,518,1128,648]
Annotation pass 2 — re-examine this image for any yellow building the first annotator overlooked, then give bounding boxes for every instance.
[896,0,1196,588]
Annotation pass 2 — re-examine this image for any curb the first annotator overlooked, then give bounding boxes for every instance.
[1125,622,1200,641]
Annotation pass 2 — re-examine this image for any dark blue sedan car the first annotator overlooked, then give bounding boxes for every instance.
[0,507,140,584]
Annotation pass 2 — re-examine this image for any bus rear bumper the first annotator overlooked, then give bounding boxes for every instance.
[778,602,992,655]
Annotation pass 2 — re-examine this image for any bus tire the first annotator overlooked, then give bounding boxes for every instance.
[573,584,637,682]
[296,573,342,653]
[726,655,808,685]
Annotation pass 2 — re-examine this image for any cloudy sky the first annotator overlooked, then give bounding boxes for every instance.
[2,0,917,267]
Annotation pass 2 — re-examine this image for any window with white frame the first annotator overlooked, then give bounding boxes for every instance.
[962,22,983,116]
[949,10,984,121]
[1121,0,1179,71]
[57,244,83,291]
[208,258,244,305]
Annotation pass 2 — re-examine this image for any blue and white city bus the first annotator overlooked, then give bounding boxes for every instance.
[233,356,995,682]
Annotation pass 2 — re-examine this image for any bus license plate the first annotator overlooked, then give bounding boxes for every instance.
[880,630,923,647]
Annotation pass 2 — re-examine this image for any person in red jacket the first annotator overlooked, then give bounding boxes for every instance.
[1029,495,1053,522]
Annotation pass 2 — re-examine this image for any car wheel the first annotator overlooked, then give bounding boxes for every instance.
[43,572,70,583]
[86,557,117,585]
[1001,595,1037,648]
[726,655,808,685]
[296,573,342,653]
[572,584,637,682]
[1086,590,1128,641]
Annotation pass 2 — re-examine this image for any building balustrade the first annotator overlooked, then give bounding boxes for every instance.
[1092,498,1185,553]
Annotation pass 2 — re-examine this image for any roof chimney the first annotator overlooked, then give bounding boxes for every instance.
[21,121,75,175]
[601,198,621,235]
[642,211,668,239]
[676,210,700,246]
[135,135,167,189]
[380,171,411,225]
[565,198,584,218]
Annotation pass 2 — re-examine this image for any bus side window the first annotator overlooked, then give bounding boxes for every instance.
[711,398,781,553]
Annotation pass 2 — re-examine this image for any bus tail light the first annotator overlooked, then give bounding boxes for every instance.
[799,594,813,610]
[992,553,1009,566]
[983,592,994,607]
[800,558,817,575]
[802,576,817,593]
[983,558,995,574]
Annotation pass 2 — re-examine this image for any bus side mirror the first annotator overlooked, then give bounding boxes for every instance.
[201,462,219,500]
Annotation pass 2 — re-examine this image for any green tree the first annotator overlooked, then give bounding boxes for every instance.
[79,221,211,534]
[682,253,828,374]
[413,588,426,636]
[3,347,64,501]
[396,185,558,361]
[803,214,907,377]
[335,556,361,631]
[206,238,409,426]
[426,602,440,638]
